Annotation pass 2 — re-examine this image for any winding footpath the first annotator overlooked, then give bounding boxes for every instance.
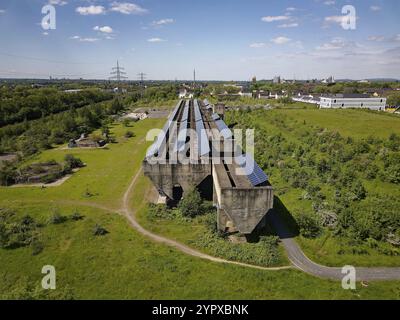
[120,169,400,281]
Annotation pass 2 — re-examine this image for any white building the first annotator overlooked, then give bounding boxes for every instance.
[319,94,386,111]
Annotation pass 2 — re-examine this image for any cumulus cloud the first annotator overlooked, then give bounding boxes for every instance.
[76,5,105,15]
[271,36,291,44]
[370,6,381,11]
[261,16,290,23]
[147,38,166,42]
[110,2,147,15]
[94,26,113,34]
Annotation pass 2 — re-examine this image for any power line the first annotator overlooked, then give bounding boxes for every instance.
[109,60,128,81]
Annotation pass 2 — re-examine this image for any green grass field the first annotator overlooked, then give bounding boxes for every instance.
[1,111,400,299]
[229,108,400,268]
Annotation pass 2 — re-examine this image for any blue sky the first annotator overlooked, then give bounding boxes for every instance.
[0,0,399,80]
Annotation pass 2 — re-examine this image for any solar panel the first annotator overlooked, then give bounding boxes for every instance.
[176,116,189,152]
[194,100,203,122]
[181,103,189,122]
[215,119,233,140]
[236,153,268,186]
[211,113,220,121]
[146,100,183,158]
[196,119,210,157]
[203,99,210,106]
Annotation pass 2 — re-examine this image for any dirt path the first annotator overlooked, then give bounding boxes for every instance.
[120,168,292,272]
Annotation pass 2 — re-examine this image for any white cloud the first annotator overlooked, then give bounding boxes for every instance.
[261,15,290,23]
[278,23,299,28]
[286,7,296,12]
[324,1,335,5]
[70,35,99,42]
[324,15,344,24]
[48,0,68,6]
[368,35,385,42]
[316,37,361,51]
[152,18,174,26]
[0,9,5,14]
[250,42,267,48]
[147,38,166,42]
[110,2,147,15]
[370,6,381,12]
[271,36,291,44]
[94,26,113,33]
[43,32,49,36]
[76,5,105,15]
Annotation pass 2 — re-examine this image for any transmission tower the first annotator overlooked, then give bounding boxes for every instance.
[109,60,128,81]
[137,72,146,97]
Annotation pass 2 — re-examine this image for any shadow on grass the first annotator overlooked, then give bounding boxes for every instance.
[248,196,299,242]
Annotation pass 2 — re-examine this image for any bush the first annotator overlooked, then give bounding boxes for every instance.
[71,211,84,221]
[296,212,322,238]
[124,131,135,138]
[49,212,67,225]
[178,187,202,218]
[31,240,44,256]
[93,224,108,236]
[64,154,84,169]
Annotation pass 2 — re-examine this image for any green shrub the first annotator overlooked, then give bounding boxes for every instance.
[49,212,67,225]
[93,224,108,236]
[296,213,322,239]
[178,187,202,218]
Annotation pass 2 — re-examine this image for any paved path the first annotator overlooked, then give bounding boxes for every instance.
[267,209,400,281]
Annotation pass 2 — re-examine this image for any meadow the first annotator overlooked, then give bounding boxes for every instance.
[1,108,400,299]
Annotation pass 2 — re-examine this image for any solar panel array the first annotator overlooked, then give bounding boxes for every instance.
[181,103,189,122]
[146,100,183,158]
[211,113,220,121]
[236,153,268,186]
[194,100,203,122]
[215,119,233,140]
[196,119,210,157]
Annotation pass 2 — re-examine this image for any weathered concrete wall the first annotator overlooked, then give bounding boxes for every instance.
[219,187,274,234]
[143,161,211,199]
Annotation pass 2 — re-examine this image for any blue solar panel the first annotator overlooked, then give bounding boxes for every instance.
[146,100,183,158]
[176,116,189,152]
[212,113,220,121]
[215,119,233,140]
[194,100,203,122]
[236,154,268,186]
[196,120,210,156]
[181,104,189,122]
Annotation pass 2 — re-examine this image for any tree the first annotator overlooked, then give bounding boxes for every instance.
[178,187,202,218]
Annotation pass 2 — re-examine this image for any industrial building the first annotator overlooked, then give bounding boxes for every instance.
[319,94,387,111]
[143,99,274,235]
